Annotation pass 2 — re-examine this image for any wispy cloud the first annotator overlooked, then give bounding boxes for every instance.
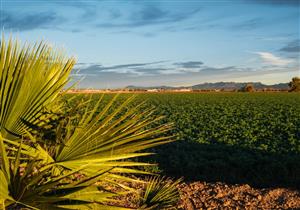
[34,0,98,20]
[72,59,297,88]
[75,61,248,77]
[158,69,185,75]
[0,10,59,31]
[254,52,294,66]
[230,18,264,30]
[0,0,100,32]
[173,61,204,68]
[245,0,300,7]
[280,39,300,53]
[97,62,165,71]
[96,6,200,28]
[74,61,168,76]
[201,66,241,72]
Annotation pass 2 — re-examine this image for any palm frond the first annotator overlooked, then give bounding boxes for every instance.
[140,176,182,210]
[0,135,128,209]
[0,35,178,209]
[24,95,175,179]
[0,35,75,139]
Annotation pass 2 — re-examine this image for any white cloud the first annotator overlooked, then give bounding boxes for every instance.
[158,69,185,75]
[255,52,293,66]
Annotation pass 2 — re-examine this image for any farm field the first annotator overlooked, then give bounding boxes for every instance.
[67,92,300,189]
[3,1,299,208]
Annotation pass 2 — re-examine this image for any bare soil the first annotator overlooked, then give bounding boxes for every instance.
[178,181,300,210]
[106,179,300,209]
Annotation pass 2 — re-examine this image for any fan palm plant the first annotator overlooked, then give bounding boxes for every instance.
[0,36,75,139]
[139,176,182,210]
[0,35,178,209]
[0,135,131,209]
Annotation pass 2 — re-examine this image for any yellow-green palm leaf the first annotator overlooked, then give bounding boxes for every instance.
[0,135,129,209]
[0,35,75,139]
[0,35,177,209]
[140,176,182,210]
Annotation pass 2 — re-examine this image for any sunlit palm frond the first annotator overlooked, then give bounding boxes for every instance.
[0,35,75,139]
[53,95,174,180]
[7,94,174,181]
[0,35,178,209]
[139,176,182,210]
[0,135,129,209]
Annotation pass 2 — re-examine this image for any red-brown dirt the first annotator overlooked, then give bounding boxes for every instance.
[107,180,300,209]
[178,181,300,209]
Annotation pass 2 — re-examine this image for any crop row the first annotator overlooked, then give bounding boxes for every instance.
[67,93,300,188]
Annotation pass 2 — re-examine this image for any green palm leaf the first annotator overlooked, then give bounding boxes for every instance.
[0,35,177,209]
[140,176,182,210]
[0,135,129,209]
[10,95,174,178]
[0,35,75,139]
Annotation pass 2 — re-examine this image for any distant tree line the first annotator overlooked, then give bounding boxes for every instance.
[239,77,300,92]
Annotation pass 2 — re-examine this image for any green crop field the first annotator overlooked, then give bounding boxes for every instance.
[66,92,300,189]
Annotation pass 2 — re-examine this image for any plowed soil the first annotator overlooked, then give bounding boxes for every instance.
[178,181,300,209]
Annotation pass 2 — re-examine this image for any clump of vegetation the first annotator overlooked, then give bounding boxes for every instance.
[241,83,255,92]
[130,93,300,188]
[139,176,182,210]
[289,77,300,92]
[0,36,181,209]
[73,93,300,188]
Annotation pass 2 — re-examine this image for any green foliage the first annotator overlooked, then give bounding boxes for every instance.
[137,93,300,188]
[240,83,255,92]
[289,77,300,92]
[151,141,300,188]
[0,36,177,209]
[0,35,75,139]
[139,176,182,210]
[136,93,300,154]
[0,135,123,209]
[77,93,300,188]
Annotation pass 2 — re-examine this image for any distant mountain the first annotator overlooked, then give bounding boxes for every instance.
[191,82,289,90]
[126,85,176,90]
[126,82,289,90]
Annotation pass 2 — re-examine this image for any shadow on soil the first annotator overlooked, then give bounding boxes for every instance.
[142,141,300,190]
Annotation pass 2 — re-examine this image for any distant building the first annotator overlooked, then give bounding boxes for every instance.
[146,89,159,92]
[174,88,192,92]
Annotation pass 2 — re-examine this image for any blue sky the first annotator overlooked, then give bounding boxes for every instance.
[1,0,299,88]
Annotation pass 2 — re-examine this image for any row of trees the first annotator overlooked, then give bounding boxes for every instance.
[240,77,300,92]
